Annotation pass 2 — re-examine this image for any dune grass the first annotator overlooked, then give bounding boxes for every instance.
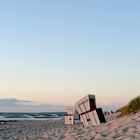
[116,95,140,116]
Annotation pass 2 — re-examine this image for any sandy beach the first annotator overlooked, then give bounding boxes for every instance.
[0,112,140,140]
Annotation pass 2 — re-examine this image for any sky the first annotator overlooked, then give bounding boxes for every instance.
[0,0,140,112]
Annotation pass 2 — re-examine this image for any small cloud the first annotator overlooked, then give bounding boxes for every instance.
[0,98,65,112]
[0,98,18,106]
[0,98,40,106]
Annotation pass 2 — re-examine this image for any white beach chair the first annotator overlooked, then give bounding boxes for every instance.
[75,94,106,127]
[65,106,74,125]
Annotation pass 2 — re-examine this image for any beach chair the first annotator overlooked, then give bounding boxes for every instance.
[64,106,74,125]
[75,94,106,127]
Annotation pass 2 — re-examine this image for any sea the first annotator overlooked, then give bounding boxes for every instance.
[0,112,66,121]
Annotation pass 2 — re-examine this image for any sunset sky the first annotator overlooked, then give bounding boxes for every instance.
[0,0,140,112]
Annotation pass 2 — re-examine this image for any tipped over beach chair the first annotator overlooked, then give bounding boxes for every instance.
[75,94,106,127]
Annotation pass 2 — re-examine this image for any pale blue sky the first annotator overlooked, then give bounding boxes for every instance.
[0,0,140,111]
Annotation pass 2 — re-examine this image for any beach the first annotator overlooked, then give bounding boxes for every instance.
[0,112,140,140]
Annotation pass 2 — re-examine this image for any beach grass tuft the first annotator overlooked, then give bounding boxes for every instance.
[116,95,140,116]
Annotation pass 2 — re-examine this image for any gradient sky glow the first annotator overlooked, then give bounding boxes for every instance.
[0,0,140,111]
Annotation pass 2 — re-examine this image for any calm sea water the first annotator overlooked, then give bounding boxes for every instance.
[0,112,66,121]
